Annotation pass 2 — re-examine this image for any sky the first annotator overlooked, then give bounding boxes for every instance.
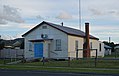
[0,0,119,43]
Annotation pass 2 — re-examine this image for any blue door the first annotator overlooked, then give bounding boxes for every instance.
[34,43,43,58]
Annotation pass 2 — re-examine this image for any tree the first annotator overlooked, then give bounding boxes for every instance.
[0,41,5,50]
[103,41,115,52]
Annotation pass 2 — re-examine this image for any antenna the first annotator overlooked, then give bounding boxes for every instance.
[109,37,111,43]
[79,0,81,30]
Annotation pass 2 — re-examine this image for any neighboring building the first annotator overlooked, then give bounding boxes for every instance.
[104,45,112,55]
[13,41,22,49]
[22,21,104,59]
[0,38,24,58]
[13,38,24,49]
[114,45,119,54]
[0,38,24,49]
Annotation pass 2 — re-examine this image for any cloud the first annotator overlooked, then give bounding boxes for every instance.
[89,8,105,16]
[36,15,44,20]
[87,8,119,21]
[0,19,7,24]
[108,10,117,14]
[107,10,119,16]
[89,25,119,41]
[90,25,119,31]
[56,11,73,20]
[1,35,14,40]
[0,0,119,43]
[0,5,24,24]
[18,24,35,29]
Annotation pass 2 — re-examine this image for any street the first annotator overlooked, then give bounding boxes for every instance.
[0,69,119,76]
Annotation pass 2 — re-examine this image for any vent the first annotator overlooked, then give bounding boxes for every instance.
[42,26,47,29]
[41,34,48,38]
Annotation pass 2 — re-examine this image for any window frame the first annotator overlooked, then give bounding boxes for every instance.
[90,42,92,49]
[75,40,78,50]
[55,39,61,51]
[28,42,32,51]
[99,43,101,52]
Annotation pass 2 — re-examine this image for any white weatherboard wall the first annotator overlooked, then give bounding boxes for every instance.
[24,24,68,59]
[68,35,84,58]
[98,41,104,57]
[90,39,104,57]
[67,35,104,58]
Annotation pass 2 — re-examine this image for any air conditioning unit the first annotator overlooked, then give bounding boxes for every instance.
[41,34,48,39]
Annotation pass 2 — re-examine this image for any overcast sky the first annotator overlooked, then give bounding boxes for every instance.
[0,0,119,43]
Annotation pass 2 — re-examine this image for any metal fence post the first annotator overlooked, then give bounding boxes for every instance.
[4,57,6,64]
[76,49,78,60]
[115,50,117,58]
[68,57,70,67]
[43,57,45,66]
[95,49,97,67]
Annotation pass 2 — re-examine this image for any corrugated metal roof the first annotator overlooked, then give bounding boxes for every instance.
[104,45,112,49]
[114,45,119,49]
[22,21,99,40]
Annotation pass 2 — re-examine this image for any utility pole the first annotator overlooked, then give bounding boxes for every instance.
[109,37,111,43]
[0,35,1,39]
[79,0,81,30]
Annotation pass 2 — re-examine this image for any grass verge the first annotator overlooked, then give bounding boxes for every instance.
[0,65,119,74]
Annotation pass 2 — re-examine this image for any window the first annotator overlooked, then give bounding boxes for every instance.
[75,40,78,50]
[42,26,47,29]
[99,43,101,51]
[29,42,32,51]
[55,39,61,51]
[90,42,92,49]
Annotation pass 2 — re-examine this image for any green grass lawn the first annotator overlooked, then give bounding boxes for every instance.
[0,58,21,64]
[0,65,119,74]
[104,52,119,58]
[0,59,11,64]
[0,58,119,74]
[105,55,119,58]
[14,59,119,69]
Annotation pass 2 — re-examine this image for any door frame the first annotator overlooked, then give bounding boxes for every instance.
[34,42,43,58]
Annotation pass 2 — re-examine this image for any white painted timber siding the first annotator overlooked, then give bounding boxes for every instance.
[98,41,104,57]
[24,38,34,58]
[68,35,84,58]
[90,39,104,57]
[24,24,68,59]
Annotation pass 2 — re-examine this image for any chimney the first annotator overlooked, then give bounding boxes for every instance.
[61,22,63,26]
[83,23,90,58]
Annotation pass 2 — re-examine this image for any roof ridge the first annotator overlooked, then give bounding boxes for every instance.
[44,21,84,32]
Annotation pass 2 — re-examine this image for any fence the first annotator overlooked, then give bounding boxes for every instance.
[22,49,118,68]
[0,49,118,69]
[21,57,119,69]
[0,49,24,59]
[69,49,97,59]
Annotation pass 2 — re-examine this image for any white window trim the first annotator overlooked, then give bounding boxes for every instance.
[55,39,61,51]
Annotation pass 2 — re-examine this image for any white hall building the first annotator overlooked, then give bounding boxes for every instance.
[22,21,104,59]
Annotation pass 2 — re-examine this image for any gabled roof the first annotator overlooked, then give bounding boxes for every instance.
[114,45,119,49]
[22,21,99,40]
[13,41,21,47]
[104,45,112,49]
